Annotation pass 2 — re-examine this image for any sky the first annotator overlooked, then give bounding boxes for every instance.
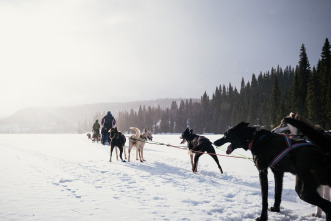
[0,0,331,117]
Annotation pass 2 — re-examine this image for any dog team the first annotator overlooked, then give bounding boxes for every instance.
[88,110,331,220]
[213,112,331,221]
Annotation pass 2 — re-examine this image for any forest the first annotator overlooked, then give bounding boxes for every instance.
[115,38,331,134]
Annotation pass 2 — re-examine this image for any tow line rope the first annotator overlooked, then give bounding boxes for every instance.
[125,135,253,161]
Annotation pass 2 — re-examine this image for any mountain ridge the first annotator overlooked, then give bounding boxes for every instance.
[0,98,199,133]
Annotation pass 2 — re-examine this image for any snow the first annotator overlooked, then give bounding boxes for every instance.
[0,134,324,221]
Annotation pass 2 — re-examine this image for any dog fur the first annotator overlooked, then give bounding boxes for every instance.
[92,133,101,143]
[180,128,223,173]
[272,112,324,135]
[109,127,127,162]
[273,112,331,217]
[214,122,331,221]
[128,127,153,162]
[283,117,331,153]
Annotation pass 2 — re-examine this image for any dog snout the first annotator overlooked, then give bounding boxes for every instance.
[214,137,227,146]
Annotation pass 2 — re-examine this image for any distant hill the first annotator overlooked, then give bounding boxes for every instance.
[0,98,198,133]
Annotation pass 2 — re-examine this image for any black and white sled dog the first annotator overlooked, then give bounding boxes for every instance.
[272,112,324,135]
[180,128,223,173]
[273,112,331,218]
[214,122,331,221]
[128,127,153,162]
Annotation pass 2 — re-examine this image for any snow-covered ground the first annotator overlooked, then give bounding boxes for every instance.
[0,134,324,221]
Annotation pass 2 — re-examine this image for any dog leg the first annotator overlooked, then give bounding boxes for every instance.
[138,147,143,162]
[270,169,284,212]
[110,145,115,162]
[115,147,119,160]
[192,153,203,173]
[141,146,146,161]
[190,152,194,169]
[128,144,132,162]
[119,145,125,162]
[207,148,223,174]
[296,177,331,220]
[123,145,127,160]
[311,186,324,217]
[256,169,268,221]
[136,147,139,160]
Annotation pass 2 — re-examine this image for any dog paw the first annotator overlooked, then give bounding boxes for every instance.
[269,207,280,212]
[255,217,267,221]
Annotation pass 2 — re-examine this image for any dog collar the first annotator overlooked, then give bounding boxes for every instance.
[248,131,256,150]
[248,137,254,150]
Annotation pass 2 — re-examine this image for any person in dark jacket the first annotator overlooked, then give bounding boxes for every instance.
[92,120,100,143]
[101,111,116,145]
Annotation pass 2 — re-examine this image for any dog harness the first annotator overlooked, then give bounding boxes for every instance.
[140,135,147,141]
[190,136,207,150]
[269,134,314,168]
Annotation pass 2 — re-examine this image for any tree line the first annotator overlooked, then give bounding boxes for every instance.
[116,38,331,134]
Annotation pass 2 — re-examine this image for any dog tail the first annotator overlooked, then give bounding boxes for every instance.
[130,127,141,139]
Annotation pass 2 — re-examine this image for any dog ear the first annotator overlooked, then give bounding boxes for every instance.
[289,112,297,119]
[236,122,249,129]
[189,129,193,133]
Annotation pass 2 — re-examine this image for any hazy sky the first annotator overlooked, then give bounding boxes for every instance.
[0,0,331,117]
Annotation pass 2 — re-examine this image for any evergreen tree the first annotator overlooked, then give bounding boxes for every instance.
[160,108,170,133]
[176,100,187,132]
[145,106,154,130]
[297,44,311,115]
[270,76,282,126]
[170,101,178,132]
[200,91,210,133]
[306,67,321,123]
[290,70,300,113]
[318,38,331,128]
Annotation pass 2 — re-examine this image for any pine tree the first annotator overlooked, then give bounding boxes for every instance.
[290,69,300,113]
[318,38,331,128]
[200,92,210,133]
[145,106,153,131]
[248,74,258,124]
[306,67,321,123]
[270,76,282,126]
[176,100,187,132]
[170,101,178,132]
[297,44,311,116]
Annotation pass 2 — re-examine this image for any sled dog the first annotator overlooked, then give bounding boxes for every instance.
[128,127,153,162]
